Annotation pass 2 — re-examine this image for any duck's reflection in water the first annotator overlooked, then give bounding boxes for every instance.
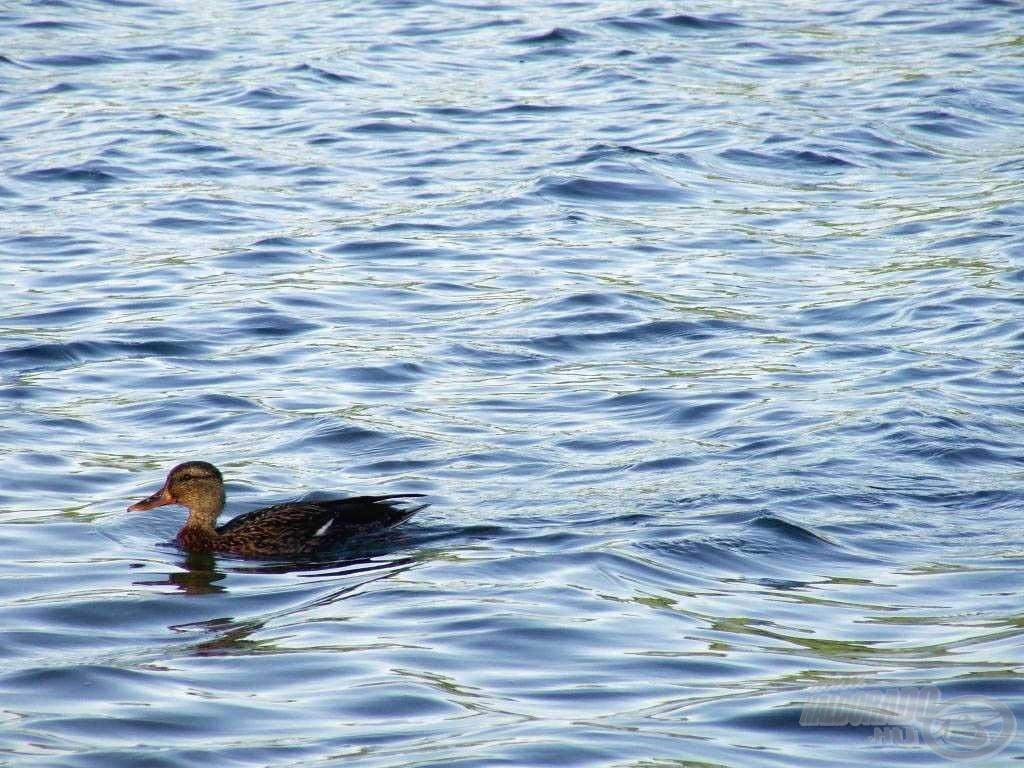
[132,550,227,594]
[138,549,422,655]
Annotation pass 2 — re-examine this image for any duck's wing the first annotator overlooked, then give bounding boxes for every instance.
[216,494,427,545]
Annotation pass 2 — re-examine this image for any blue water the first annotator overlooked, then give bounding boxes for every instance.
[2,0,1024,765]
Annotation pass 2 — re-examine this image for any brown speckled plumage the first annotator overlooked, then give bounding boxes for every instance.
[128,461,426,557]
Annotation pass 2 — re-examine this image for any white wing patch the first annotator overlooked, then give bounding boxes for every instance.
[313,519,334,537]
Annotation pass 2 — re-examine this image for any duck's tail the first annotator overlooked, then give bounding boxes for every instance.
[363,493,429,527]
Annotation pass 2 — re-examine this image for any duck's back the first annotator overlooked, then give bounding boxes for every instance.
[215,494,426,556]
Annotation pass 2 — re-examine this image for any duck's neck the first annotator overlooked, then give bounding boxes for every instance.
[177,500,223,551]
[177,524,219,552]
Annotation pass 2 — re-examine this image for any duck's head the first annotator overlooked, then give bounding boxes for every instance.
[128,461,226,524]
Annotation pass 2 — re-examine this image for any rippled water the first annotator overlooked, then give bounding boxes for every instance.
[2,0,1024,765]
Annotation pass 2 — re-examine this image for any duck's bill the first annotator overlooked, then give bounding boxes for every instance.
[128,485,174,512]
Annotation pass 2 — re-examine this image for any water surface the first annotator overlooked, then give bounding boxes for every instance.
[2,0,1024,765]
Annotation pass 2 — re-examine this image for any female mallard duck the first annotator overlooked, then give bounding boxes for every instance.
[128,461,426,557]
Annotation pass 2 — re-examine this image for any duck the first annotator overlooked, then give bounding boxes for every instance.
[128,461,426,557]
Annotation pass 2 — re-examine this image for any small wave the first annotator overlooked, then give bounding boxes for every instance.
[253,236,308,248]
[556,437,650,454]
[349,121,449,135]
[29,52,123,67]
[0,234,94,253]
[3,664,156,700]
[443,344,549,371]
[0,54,31,68]
[521,318,740,354]
[563,143,661,166]
[17,164,123,185]
[0,339,202,371]
[630,456,697,472]
[326,240,446,260]
[751,515,839,547]
[536,175,691,204]
[284,423,385,450]
[214,247,310,268]
[604,11,741,34]
[340,362,429,385]
[662,13,741,30]
[540,291,640,311]
[787,149,855,167]
[491,103,571,115]
[535,310,638,329]
[291,63,362,84]
[198,394,258,411]
[231,308,320,338]
[512,27,587,45]
[637,539,757,576]
[282,418,433,459]
[156,140,228,157]
[793,296,901,332]
[5,305,103,328]
[227,87,302,110]
[719,147,855,170]
[145,215,252,233]
[350,457,439,475]
[122,45,216,62]
[908,109,984,138]
[18,19,85,30]
[755,53,825,67]
[915,19,994,35]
